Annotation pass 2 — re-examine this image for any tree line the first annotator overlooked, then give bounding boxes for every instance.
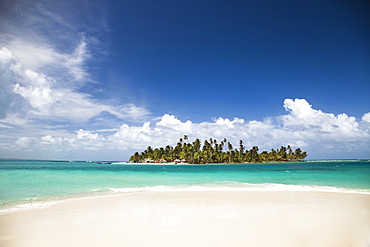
[129,135,307,164]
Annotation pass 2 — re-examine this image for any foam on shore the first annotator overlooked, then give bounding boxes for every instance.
[1,183,369,215]
[109,182,370,194]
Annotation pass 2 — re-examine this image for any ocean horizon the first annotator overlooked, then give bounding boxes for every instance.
[1,159,369,214]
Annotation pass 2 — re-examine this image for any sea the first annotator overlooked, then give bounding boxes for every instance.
[0,159,369,214]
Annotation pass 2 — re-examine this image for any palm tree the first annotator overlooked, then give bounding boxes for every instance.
[193,138,201,152]
[300,151,307,161]
[260,151,269,162]
[129,152,141,162]
[174,142,182,159]
[278,146,287,161]
[227,142,233,163]
[250,146,259,163]
[287,145,293,161]
[294,148,302,161]
[227,142,233,152]
[239,140,244,162]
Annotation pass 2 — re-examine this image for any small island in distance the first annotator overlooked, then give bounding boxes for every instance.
[129,136,307,164]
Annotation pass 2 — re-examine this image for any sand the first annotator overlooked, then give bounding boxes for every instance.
[1,191,370,247]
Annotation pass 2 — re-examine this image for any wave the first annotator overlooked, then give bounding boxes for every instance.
[0,200,63,215]
[109,182,370,194]
[0,193,115,215]
[1,183,369,215]
[306,159,370,162]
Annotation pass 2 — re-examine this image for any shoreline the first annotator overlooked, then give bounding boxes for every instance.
[119,161,307,165]
[117,159,370,165]
[1,191,369,247]
[2,183,370,215]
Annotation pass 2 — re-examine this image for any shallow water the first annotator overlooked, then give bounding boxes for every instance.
[1,160,369,213]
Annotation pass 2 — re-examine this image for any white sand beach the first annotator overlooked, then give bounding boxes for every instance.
[1,191,370,247]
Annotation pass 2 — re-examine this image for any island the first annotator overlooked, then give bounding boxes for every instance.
[129,136,307,164]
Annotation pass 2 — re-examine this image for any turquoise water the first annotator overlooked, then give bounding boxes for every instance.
[1,160,369,213]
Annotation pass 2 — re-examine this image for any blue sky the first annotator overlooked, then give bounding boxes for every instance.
[0,0,369,160]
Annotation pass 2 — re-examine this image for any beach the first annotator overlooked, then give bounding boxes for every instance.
[1,191,370,247]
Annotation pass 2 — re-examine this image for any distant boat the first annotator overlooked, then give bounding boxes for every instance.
[98,162,112,164]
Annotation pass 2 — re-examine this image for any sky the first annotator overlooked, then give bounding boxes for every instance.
[0,0,369,161]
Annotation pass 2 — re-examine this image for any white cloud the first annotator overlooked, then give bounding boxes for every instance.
[4,39,67,72]
[0,47,149,124]
[0,0,153,159]
[362,112,370,122]
[282,98,359,132]
[1,0,150,126]
[114,99,369,158]
[157,114,193,132]
[16,137,33,148]
[0,0,91,83]
[77,129,99,140]
[281,99,364,144]
[6,98,368,160]
[62,41,91,82]
[215,117,245,128]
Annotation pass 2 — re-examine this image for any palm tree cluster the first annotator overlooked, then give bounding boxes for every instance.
[129,136,307,164]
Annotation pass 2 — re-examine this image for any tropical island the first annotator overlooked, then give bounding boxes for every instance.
[129,136,307,164]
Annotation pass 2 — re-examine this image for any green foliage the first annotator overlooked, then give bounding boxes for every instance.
[129,136,308,164]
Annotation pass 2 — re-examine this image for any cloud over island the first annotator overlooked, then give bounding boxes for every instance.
[111,98,370,158]
[1,94,369,160]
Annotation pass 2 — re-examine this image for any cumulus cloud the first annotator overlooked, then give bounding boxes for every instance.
[5,98,369,160]
[105,99,370,158]
[363,112,370,122]
[157,114,193,132]
[282,99,360,135]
